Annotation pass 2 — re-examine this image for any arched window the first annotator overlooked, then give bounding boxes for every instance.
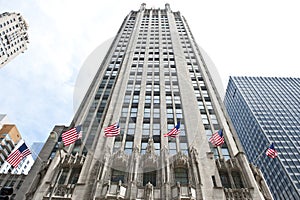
[111,169,126,183]
[69,167,82,184]
[58,168,69,185]
[143,170,157,186]
[175,167,188,185]
[219,172,231,188]
[232,171,244,188]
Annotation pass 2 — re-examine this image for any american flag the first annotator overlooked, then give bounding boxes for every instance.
[209,129,224,146]
[62,125,82,146]
[7,142,31,168]
[104,122,120,137]
[164,122,180,137]
[266,143,278,158]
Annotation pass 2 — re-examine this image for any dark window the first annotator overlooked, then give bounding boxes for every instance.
[220,172,231,188]
[175,167,188,185]
[58,168,69,185]
[111,169,126,183]
[69,168,82,184]
[232,171,244,188]
[143,170,156,186]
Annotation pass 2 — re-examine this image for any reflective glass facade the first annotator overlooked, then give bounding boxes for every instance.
[224,76,300,200]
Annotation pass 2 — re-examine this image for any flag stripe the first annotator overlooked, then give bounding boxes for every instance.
[62,125,82,146]
[164,122,180,137]
[266,143,278,158]
[7,142,31,168]
[209,130,224,146]
[104,122,120,137]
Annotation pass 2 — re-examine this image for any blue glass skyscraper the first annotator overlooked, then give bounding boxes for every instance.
[224,76,300,200]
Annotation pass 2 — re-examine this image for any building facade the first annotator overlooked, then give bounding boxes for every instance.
[0,124,22,166]
[0,12,29,68]
[224,76,300,200]
[0,173,26,199]
[18,4,272,200]
[0,124,34,175]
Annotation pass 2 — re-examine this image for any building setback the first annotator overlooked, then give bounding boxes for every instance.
[17,4,272,200]
[0,12,29,68]
[224,76,300,200]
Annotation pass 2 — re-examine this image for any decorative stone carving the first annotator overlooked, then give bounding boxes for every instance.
[189,146,198,157]
[174,151,189,167]
[112,149,129,168]
[61,153,86,167]
[91,160,101,178]
[102,148,112,164]
[142,138,158,168]
[249,164,273,200]
[145,182,154,200]
[55,185,67,196]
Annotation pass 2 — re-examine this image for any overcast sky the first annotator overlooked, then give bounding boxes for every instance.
[1,0,299,146]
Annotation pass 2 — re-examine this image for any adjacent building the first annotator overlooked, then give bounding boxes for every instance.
[30,142,44,161]
[0,124,34,175]
[0,124,22,166]
[17,4,272,200]
[0,173,26,199]
[0,12,29,68]
[0,123,33,199]
[224,76,300,199]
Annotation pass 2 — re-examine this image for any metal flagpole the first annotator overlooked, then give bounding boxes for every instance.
[253,143,271,165]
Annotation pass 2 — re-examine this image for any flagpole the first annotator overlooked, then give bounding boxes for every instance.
[29,143,44,163]
[253,143,271,165]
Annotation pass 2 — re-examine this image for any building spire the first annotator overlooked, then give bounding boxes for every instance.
[140,3,146,11]
[165,3,171,12]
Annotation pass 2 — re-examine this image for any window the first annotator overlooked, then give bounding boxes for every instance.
[232,171,244,188]
[58,168,69,185]
[143,170,157,186]
[58,167,83,185]
[221,148,230,160]
[69,168,82,184]
[125,141,133,154]
[111,169,126,183]
[175,167,188,185]
[219,172,231,188]
[169,142,177,155]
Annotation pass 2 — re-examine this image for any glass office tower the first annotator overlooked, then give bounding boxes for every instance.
[18,4,272,200]
[224,76,300,200]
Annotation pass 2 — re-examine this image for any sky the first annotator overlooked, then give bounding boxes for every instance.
[0,0,300,146]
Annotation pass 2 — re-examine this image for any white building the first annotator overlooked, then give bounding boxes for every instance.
[0,12,29,68]
[0,138,34,175]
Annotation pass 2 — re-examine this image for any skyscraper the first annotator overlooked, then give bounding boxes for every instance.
[224,76,300,200]
[0,12,29,68]
[18,4,271,200]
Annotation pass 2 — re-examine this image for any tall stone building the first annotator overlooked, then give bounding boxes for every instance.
[0,12,29,68]
[224,76,300,200]
[17,4,272,200]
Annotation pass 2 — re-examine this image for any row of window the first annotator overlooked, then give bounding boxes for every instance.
[111,167,188,187]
